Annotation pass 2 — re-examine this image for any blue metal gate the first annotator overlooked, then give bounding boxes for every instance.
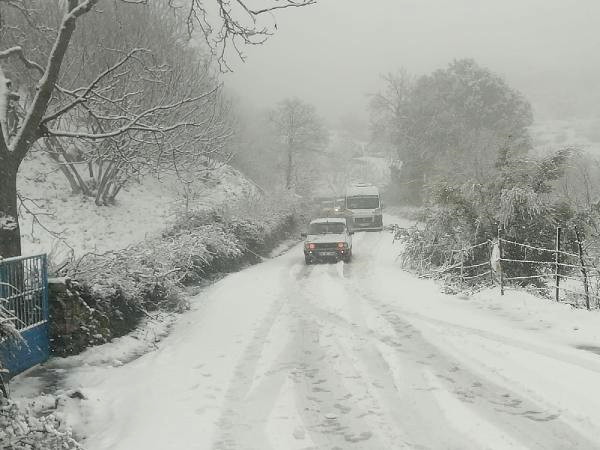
[0,254,49,377]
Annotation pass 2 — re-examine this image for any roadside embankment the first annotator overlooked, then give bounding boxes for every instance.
[49,199,308,357]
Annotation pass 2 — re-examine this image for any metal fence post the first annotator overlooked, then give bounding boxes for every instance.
[41,254,49,321]
[574,226,590,310]
[555,227,561,302]
[488,241,494,285]
[459,250,464,285]
[498,226,504,296]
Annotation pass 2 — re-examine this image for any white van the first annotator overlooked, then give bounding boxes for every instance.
[345,183,383,231]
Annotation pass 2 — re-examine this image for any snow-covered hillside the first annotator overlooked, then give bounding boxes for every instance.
[530,118,600,156]
[17,153,256,262]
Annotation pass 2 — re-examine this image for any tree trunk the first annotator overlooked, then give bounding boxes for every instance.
[95,161,115,206]
[45,139,81,194]
[107,183,123,204]
[50,137,91,196]
[0,155,21,258]
[285,141,293,190]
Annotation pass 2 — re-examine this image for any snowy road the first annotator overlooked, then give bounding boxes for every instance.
[15,219,600,449]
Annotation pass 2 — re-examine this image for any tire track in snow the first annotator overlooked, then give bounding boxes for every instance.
[374,306,600,377]
[212,257,384,450]
[312,235,486,449]
[286,269,395,450]
[347,230,598,449]
[282,238,472,448]
[212,258,297,450]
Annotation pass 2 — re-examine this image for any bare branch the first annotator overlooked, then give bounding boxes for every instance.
[41,48,149,126]
[249,0,316,15]
[47,86,220,140]
[0,46,45,76]
[183,0,316,71]
[10,0,101,163]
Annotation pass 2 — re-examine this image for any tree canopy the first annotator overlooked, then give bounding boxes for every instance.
[371,59,533,204]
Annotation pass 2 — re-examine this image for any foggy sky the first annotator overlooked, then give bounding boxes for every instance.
[225,0,600,125]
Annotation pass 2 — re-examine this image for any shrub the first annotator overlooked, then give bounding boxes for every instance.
[53,193,305,355]
[400,148,587,287]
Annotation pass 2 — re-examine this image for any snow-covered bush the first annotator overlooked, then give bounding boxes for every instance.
[401,148,583,288]
[0,395,81,449]
[0,295,24,389]
[53,193,305,355]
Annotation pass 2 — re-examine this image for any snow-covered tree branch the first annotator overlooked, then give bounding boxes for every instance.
[0,0,314,257]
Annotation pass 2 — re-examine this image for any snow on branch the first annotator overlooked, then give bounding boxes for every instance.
[33,37,234,193]
[0,46,45,76]
[46,86,221,139]
[41,48,150,126]
[245,0,317,16]
[184,0,316,70]
[9,0,101,162]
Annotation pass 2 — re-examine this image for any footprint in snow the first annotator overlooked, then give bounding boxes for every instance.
[344,431,373,442]
[292,428,306,440]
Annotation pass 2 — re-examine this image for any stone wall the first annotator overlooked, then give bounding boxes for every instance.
[48,278,142,356]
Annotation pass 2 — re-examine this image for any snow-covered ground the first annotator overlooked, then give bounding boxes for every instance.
[17,153,255,262]
[9,215,600,449]
[529,118,600,157]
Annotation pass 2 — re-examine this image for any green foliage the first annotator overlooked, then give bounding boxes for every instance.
[402,148,588,286]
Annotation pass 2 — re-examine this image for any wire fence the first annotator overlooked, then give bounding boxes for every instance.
[498,228,600,310]
[403,226,600,311]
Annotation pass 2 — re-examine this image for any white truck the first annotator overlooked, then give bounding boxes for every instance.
[345,183,383,232]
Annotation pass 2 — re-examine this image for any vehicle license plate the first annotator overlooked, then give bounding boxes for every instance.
[321,251,336,256]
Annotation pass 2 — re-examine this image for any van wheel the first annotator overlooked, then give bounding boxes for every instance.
[305,256,312,265]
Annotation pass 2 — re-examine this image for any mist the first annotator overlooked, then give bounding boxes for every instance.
[226,0,600,123]
[5,2,600,447]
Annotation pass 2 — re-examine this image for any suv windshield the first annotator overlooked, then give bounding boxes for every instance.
[309,222,345,234]
[346,195,379,209]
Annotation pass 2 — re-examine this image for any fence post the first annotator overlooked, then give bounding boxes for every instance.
[574,226,590,310]
[498,226,504,296]
[555,227,561,302]
[459,250,464,285]
[488,241,494,285]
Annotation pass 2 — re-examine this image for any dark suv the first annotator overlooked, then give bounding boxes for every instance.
[302,218,353,264]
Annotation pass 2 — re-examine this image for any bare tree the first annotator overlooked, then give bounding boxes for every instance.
[269,98,328,191]
[33,2,232,204]
[369,70,413,156]
[0,0,315,258]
